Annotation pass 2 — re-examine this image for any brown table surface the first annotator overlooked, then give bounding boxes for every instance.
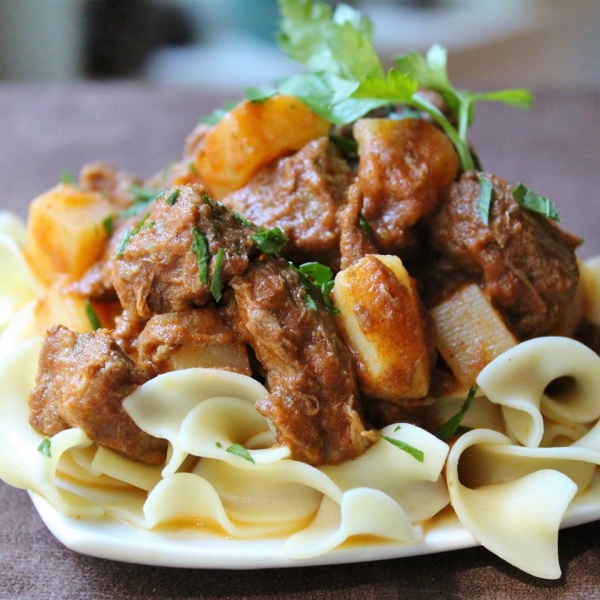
[0,83,599,600]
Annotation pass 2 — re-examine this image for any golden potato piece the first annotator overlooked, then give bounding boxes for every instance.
[35,274,95,335]
[333,254,431,400]
[23,184,113,285]
[195,95,331,198]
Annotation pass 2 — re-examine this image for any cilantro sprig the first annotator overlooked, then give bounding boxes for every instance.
[289,261,338,314]
[512,182,560,221]
[275,0,533,171]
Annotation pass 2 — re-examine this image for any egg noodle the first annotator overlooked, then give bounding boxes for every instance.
[1,217,600,578]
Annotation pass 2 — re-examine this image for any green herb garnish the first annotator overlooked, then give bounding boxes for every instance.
[116,212,151,258]
[37,438,51,458]
[165,188,180,207]
[359,214,374,240]
[436,385,477,440]
[59,170,77,186]
[210,247,226,301]
[101,214,114,236]
[512,183,560,221]
[84,299,102,331]
[232,211,252,228]
[328,133,358,157]
[129,185,163,203]
[477,174,494,225]
[275,0,533,171]
[290,261,338,314]
[246,85,277,103]
[202,100,239,125]
[252,227,288,255]
[191,227,209,285]
[225,443,255,463]
[381,432,424,463]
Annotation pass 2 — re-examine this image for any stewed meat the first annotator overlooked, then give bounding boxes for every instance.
[223,137,353,269]
[430,171,581,339]
[229,256,377,465]
[28,325,166,465]
[112,184,259,318]
[354,118,460,257]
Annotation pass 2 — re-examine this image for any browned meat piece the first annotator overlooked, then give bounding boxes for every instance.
[113,308,148,356]
[354,118,460,257]
[79,162,141,210]
[113,184,258,318]
[339,182,378,270]
[223,137,353,269]
[430,171,581,339]
[229,256,376,465]
[29,325,166,465]
[137,308,251,376]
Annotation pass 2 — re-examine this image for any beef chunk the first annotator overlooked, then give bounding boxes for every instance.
[223,137,353,269]
[137,308,251,376]
[355,118,460,257]
[29,325,166,465]
[229,256,376,465]
[112,184,258,318]
[431,171,581,339]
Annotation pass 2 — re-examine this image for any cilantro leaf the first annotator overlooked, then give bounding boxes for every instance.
[165,188,180,207]
[380,433,424,463]
[252,227,288,255]
[210,247,226,302]
[246,85,277,103]
[225,443,255,463]
[84,299,102,331]
[512,183,560,221]
[37,438,52,457]
[101,215,114,236]
[202,100,239,125]
[477,173,494,225]
[60,170,77,186]
[191,227,209,285]
[116,212,151,258]
[290,261,338,314]
[436,385,477,440]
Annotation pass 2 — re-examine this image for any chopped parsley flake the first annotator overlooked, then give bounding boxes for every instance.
[37,438,51,458]
[436,385,477,440]
[165,188,180,206]
[477,174,494,225]
[116,212,150,258]
[210,247,226,302]
[59,170,77,186]
[101,215,114,236]
[252,227,288,255]
[84,299,102,331]
[225,443,255,463]
[512,183,560,221]
[290,261,339,314]
[359,214,374,240]
[381,433,424,463]
[191,227,209,285]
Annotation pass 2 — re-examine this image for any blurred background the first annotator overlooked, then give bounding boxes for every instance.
[0,0,598,92]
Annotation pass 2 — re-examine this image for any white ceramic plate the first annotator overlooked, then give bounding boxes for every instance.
[29,471,600,569]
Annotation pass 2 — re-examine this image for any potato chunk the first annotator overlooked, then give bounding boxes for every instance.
[195,95,331,198]
[333,254,432,400]
[23,184,113,285]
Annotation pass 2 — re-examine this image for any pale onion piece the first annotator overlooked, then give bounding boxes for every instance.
[332,254,430,399]
[143,472,286,538]
[430,283,517,389]
[193,458,322,526]
[195,95,330,198]
[0,233,44,330]
[0,301,39,361]
[0,210,27,245]
[447,429,578,579]
[580,255,600,322]
[477,337,600,447]
[319,423,449,523]
[123,368,270,477]
[0,338,101,517]
[179,396,290,465]
[90,446,163,492]
[283,489,418,560]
